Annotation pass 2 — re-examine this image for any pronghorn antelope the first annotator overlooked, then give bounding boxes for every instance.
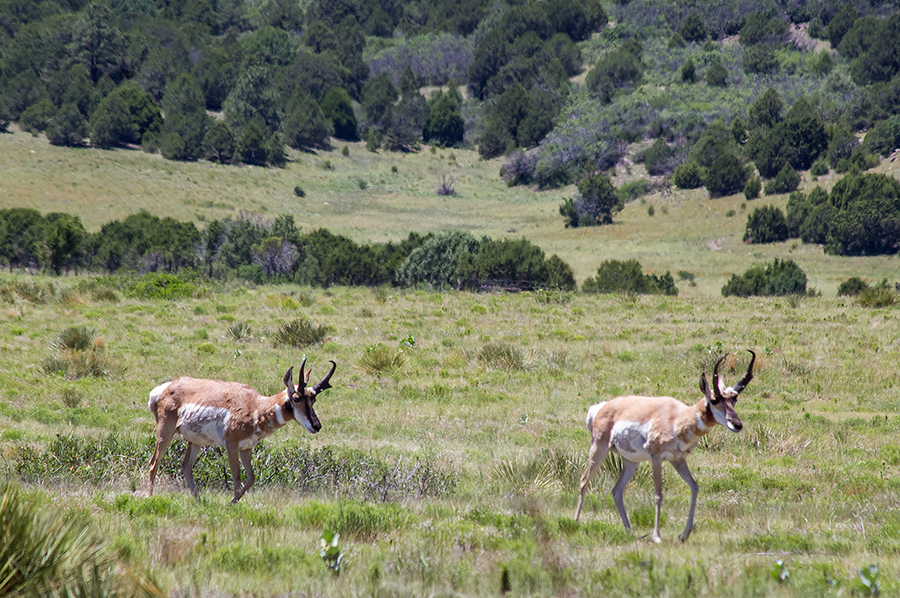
[148,359,336,503]
[574,351,755,543]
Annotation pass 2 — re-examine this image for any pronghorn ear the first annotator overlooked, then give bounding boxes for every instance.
[699,372,715,403]
[283,367,294,390]
[304,368,312,384]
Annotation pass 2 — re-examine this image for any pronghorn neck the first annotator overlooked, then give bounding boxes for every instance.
[688,397,719,437]
[253,391,293,436]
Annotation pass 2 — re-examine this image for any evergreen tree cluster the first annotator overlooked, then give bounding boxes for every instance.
[0,0,610,164]
[743,173,900,256]
[0,209,575,291]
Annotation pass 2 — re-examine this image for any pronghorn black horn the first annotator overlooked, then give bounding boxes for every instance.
[711,354,728,402]
[298,357,308,390]
[731,350,756,395]
[313,360,337,394]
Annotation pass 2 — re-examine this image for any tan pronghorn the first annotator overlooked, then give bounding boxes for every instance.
[148,359,336,503]
[575,351,755,542]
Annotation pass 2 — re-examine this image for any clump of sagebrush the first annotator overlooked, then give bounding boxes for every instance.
[475,342,530,370]
[273,318,329,347]
[360,343,407,374]
[0,482,162,597]
[43,326,115,379]
[0,280,55,303]
[533,288,572,305]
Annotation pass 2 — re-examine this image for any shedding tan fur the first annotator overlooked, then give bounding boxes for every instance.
[148,358,336,503]
[574,351,755,542]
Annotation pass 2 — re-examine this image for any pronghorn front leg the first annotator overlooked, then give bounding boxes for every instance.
[672,459,700,542]
[651,458,664,543]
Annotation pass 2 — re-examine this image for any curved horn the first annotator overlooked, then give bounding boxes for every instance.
[313,360,337,394]
[711,354,728,402]
[297,357,308,391]
[731,350,756,395]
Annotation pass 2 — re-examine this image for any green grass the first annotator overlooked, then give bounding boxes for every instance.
[1,127,900,595]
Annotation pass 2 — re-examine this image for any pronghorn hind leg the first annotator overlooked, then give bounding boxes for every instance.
[671,459,700,542]
[575,436,610,521]
[226,441,244,503]
[238,450,255,497]
[611,459,640,532]
[181,442,201,498]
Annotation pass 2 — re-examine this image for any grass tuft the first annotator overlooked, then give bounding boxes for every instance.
[359,343,407,374]
[475,342,531,370]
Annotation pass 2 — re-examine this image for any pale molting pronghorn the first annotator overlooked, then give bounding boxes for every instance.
[574,351,755,543]
[148,358,336,503]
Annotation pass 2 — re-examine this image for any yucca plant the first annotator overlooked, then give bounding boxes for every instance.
[226,321,253,341]
[273,318,328,347]
[0,483,164,597]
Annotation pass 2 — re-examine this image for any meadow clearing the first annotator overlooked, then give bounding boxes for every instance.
[0,128,899,596]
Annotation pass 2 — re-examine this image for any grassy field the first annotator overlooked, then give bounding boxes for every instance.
[1,128,899,596]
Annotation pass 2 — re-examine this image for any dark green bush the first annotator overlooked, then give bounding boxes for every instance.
[679,11,708,42]
[583,259,677,296]
[744,205,789,244]
[559,174,623,227]
[672,160,703,189]
[810,157,829,177]
[642,138,678,176]
[706,60,728,87]
[744,175,761,200]
[837,277,868,297]
[764,163,801,195]
[721,258,807,297]
[705,151,750,197]
[126,273,200,300]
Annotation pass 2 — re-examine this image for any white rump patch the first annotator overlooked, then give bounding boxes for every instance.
[585,402,606,433]
[148,381,173,412]
[177,403,230,447]
[610,420,652,462]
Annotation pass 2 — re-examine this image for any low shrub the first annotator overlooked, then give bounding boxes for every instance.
[743,175,761,200]
[126,273,200,300]
[744,205,789,244]
[721,258,807,297]
[837,277,868,297]
[583,259,678,296]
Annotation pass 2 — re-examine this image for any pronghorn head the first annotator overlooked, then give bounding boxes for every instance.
[283,358,337,434]
[699,350,755,433]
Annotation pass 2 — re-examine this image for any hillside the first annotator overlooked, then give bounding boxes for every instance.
[2,124,899,296]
